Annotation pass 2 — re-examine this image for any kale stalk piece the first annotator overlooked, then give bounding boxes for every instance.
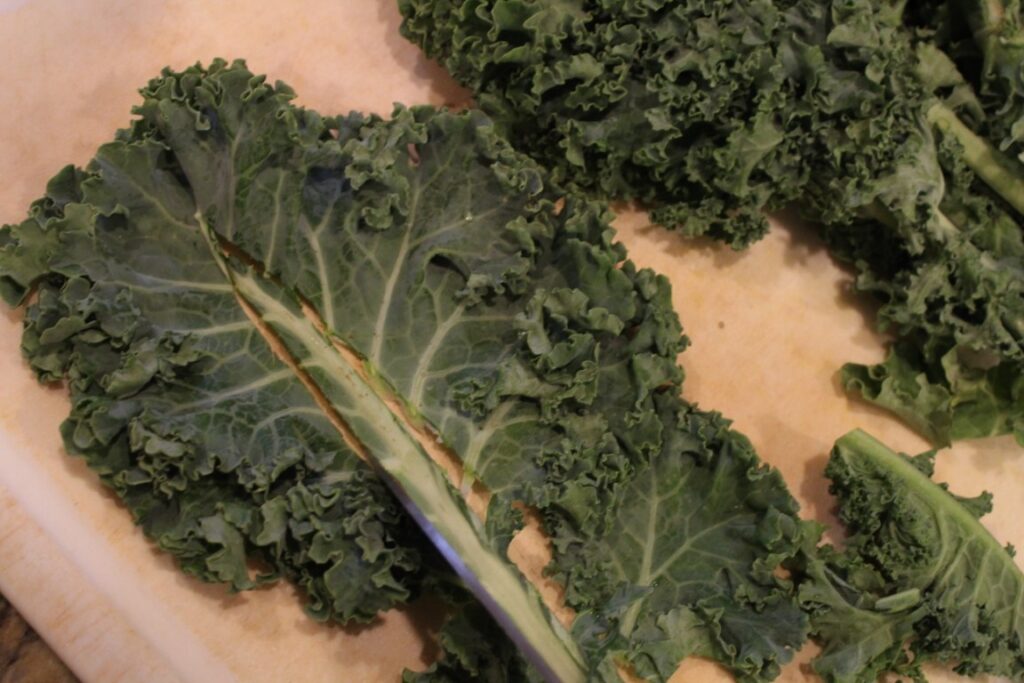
[955,0,1024,161]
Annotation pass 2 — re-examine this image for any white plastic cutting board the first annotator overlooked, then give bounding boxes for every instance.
[0,2,1020,682]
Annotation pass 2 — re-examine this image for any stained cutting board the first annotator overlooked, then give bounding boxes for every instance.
[0,1,1019,682]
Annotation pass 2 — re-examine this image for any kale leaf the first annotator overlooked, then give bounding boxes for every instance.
[800,429,1024,681]
[2,160,428,622]
[398,0,817,249]
[1,60,809,680]
[398,0,1024,446]
[561,395,811,682]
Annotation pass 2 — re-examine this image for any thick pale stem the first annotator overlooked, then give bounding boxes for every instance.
[199,215,587,683]
[927,102,1024,215]
[834,429,1012,562]
[934,207,962,239]
[862,199,961,242]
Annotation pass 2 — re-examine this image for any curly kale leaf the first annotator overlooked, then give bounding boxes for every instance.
[800,429,1024,681]
[828,95,1024,445]
[134,59,806,680]
[942,0,1024,162]
[739,1,1024,445]
[1,59,812,680]
[398,0,822,249]
[2,62,583,679]
[399,0,1024,446]
[0,157,428,623]
[560,395,812,683]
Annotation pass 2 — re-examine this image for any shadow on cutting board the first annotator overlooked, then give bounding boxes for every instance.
[0,593,78,683]
[374,0,473,110]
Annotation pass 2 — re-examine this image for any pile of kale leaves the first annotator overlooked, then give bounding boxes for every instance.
[1,0,1024,680]
[399,0,1024,448]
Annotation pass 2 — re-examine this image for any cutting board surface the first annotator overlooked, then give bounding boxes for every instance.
[0,2,1020,682]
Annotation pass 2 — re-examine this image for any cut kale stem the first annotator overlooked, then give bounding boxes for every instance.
[927,102,1024,215]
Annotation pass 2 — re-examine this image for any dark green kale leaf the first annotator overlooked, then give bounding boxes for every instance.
[130,59,807,680]
[0,157,427,622]
[0,61,574,680]
[397,0,1024,447]
[398,0,823,249]
[559,395,812,683]
[814,24,1024,444]
[800,429,1024,682]
[1,59,811,681]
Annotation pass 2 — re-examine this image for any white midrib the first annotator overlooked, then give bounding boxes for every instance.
[225,267,586,683]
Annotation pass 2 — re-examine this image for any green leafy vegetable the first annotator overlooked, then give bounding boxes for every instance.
[398,0,815,249]
[4,159,428,622]
[397,0,1024,446]
[800,429,1024,681]
[404,587,537,682]
[0,60,810,680]
[562,396,811,682]
[944,0,1024,162]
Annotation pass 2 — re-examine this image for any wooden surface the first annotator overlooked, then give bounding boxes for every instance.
[0,1,1020,682]
[0,593,78,683]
